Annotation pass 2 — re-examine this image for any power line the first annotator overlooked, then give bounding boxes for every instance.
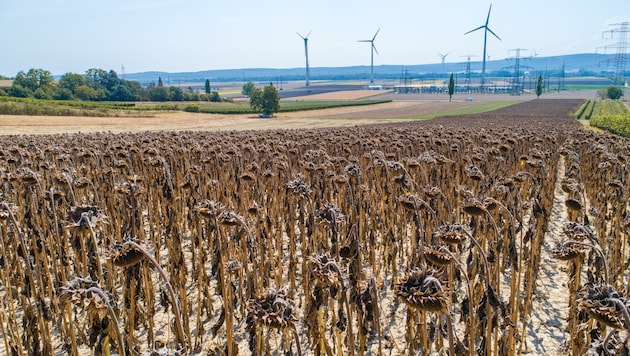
[509,48,528,94]
[602,22,629,85]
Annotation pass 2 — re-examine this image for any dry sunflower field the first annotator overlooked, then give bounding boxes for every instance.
[1,98,630,355]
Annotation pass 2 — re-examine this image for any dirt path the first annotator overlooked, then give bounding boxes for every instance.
[525,156,570,355]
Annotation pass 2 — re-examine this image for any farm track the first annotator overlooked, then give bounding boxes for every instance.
[3,97,630,355]
[525,155,569,355]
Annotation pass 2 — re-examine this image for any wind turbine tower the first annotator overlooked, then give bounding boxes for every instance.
[358,28,381,84]
[297,31,312,87]
[438,52,449,65]
[438,52,449,72]
[465,4,501,90]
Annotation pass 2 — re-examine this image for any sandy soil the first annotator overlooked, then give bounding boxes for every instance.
[0,102,476,135]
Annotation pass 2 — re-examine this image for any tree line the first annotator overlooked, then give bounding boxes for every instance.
[0,68,227,102]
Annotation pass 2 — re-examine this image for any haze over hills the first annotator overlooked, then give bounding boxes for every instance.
[124,53,620,84]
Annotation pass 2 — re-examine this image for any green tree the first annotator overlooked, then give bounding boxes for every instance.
[536,75,544,98]
[210,91,221,102]
[169,86,184,101]
[606,86,624,100]
[8,84,32,98]
[242,81,256,97]
[249,87,263,112]
[53,87,74,100]
[205,79,211,94]
[110,85,135,101]
[250,84,280,116]
[12,68,53,94]
[59,73,86,94]
[74,85,99,100]
[158,77,164,87]
[149,86,170,101]
[448,73,455,102]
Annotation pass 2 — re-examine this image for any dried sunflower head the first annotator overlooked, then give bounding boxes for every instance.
[433,223,470,245]
[398,194,427,211]
[394,267,447,312]
[565,198,583,212]
[59,276,108,310]
[309,253,345,288]
[193,200,225,218]
[218,210,243,226]
[550,239,585,261]
[577,282,630,329]
[424,186,443,199]
[65,205,108,230]
[246,288,297,329]
[464,164,484,181]
[562,221,595,241]
[114,181,144,197]
[315,204,344,226]
[286,177,311,198]
[108,239,147,267]
[462,198,486,217]
[239,172,257,182]
[424,245,454,267]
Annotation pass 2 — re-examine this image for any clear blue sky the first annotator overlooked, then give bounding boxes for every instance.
[1,0,628,76]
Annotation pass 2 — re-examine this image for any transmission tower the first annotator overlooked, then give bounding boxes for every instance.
[503,49,531,94]
[460,55,476,88]
[603,22,629,86]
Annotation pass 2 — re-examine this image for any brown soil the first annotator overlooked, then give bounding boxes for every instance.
[0,91,594,136]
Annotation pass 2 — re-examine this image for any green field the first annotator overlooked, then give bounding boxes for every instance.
[574,99,630,136]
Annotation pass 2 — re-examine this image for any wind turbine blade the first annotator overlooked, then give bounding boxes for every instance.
[465,25,485,35]
[373,43,379,55]
[485,4,492,26]
[297,32,304,39]
[372,28,381,41]
[306,30,312,39]
[358,39,371,43]
[487,27,501,41]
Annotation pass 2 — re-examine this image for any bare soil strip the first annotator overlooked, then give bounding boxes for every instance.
[525,156,570,355]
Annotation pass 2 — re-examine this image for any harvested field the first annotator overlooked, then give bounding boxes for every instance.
[2,98,630,356]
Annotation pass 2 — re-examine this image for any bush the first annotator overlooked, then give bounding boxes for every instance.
[184,104,200,112]
[606,86,624,100]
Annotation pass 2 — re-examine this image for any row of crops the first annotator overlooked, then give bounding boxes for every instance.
[1,99,630,355]
[574,99,630,136]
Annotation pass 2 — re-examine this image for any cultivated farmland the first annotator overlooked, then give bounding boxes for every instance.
[1,98,630,355]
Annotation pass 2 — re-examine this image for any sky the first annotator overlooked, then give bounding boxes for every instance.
[1,0,629,76]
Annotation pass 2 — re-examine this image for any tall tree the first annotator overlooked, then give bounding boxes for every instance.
[13,68,53,92]
[59,73,86,93]
[249,87,263,112]
[536,75,544,99]
[249,84,280,116]
[242,81,255,97]
[204,79,211,94]
[448,73,455,102]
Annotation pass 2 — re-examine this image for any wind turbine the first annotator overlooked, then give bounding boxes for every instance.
[465,4,501,89]
[438,52,449,72]
[358,28,380,84]
[437,52,450,65]
[297,31,312,87]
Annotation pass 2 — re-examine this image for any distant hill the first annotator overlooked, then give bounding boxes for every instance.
[125,53,619,84]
